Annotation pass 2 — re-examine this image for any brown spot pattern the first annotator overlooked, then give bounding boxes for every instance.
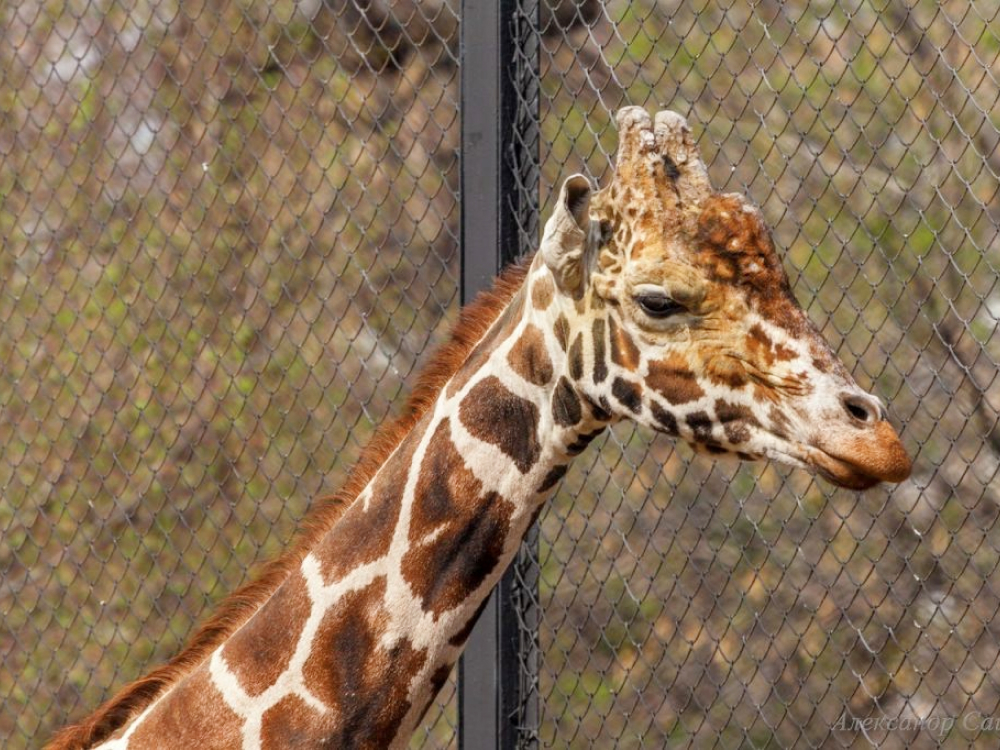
[128,667,242,748]
[715,400,760,445]
[647,352,706,405]
[47,264,538,750]
[261,695,337,750]
[429,665,453,695]
[592,318,608,383]
[686,411,714,442]
[585,395,613,421]
[303,577,426,748]
[460,376,541,473]
[612,377,643,413]
[537,465,568,493]
[403,419,515,616]
[746,324,800,372]
[531,276,554,310]
[566,426,606,455]
[693,193,810,335]
[554,314,569,351]
[747,324,776,366]
[705,355,750,389]
[775,342,797,361]
[222,568,312,697]
[314,419,425,583]
[695,194,787,289]
[568,333,584,380]
[609,316,641,371]
[552,376,583,427]
[507,324,553,387]
[651,402,679,436]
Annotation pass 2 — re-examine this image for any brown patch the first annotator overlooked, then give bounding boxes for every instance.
[537,465,568,493]
[746,324,777,368]
[695,194,787,290]
[585,395,613,421]
[609,315,641,371]
[647,352,706,405]
[651,402,679,436]
[127,667,242,748]
[566,426,606,455]
[592,318,608,383]
[429,665,453,695]
[403,419,515,616]
[507,324,553,387]
[47,263,534,750]
[705,355,749,389]
[568,333,584,380]
[261,694,338,750]
[315,419,427,583]
[554,313,570,351]
[775,342,797,361]
[693,194,811,335]
[460,376,541,473]
[222,568,312,697]
[612,377,643,413]
[752,380,781,403]
[686,411,714,442]
[552,376,582,427]
[809,342,841,376]
[531,275,554,310]
[303,577,426,748]
[715,400,760,445]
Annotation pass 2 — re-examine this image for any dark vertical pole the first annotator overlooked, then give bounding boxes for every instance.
[459,1,538,749]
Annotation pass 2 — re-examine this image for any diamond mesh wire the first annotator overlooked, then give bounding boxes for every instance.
[0,1,459,747]
[3,1,1000,749]
[529,0,1000,748]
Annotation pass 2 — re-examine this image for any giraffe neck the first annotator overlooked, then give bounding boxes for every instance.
[97,260,609,750]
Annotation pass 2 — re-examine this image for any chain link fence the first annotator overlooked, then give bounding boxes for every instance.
[2,1,999,748]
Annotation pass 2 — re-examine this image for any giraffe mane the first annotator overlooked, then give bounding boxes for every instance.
[46,258,533,750]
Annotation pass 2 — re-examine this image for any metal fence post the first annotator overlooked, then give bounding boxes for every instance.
[458,1,538,748]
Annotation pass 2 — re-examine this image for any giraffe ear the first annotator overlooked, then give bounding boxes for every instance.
[541,174,594,296]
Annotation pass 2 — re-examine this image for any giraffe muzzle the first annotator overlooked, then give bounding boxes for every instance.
[807,418,912,489]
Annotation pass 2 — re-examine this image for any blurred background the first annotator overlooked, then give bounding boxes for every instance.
[1,1,998,748]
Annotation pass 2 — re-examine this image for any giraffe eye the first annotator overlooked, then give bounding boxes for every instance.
[635,293,685,318]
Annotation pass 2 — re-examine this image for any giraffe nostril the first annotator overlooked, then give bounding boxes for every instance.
[841,393,881,425]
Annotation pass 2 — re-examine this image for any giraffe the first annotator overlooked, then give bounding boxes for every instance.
[49,107,911,750]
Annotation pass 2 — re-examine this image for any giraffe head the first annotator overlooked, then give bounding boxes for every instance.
[538,106,910,489]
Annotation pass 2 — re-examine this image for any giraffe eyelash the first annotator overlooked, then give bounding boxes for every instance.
[634,291,686,319]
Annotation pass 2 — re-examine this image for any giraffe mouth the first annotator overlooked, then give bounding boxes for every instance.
[769,443,883,490]
[809,450,883,490]
[794,444,902,490]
